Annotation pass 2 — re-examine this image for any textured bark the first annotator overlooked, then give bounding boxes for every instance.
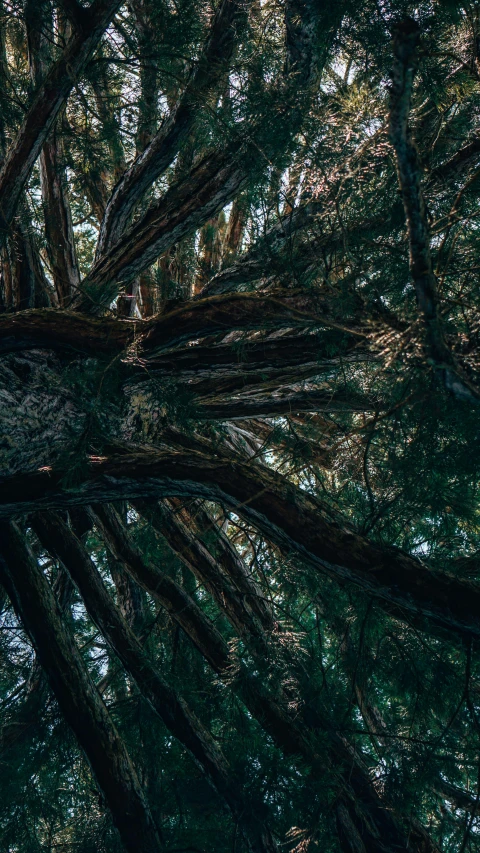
[389,19,479,403]
[80,151,247,311]
[0,521,162,853]
[33,511,278,853]
[0,294,350,357]
[97,0,250,254]
[0,0,122,232]
[0,349,89,477]
[193,386,375,419]
[143,333,368,394]
[2,440,480,639]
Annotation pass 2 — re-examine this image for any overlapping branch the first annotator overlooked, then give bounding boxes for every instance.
[2,436,480,640]
[0,520,162,853]
[389,18,480,403]
[97,0,251,254]
[0,0,122,233]
[33,511,278,853]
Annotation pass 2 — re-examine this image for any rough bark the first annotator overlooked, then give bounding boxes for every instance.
[80,151,247,311]
[0,521,162,853]
[0,0,122,232]
[2,440,480,640]
[0,293,356,356]
[33,511,278,853]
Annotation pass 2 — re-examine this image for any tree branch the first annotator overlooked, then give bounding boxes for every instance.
[2,438,480,640]
[0,520,162,853]
[98,0,251,254]
[33,511,278,853]
[0,0,122,233]
[389,18,480,403]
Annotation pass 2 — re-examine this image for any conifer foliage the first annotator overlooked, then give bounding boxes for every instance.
[1,1,480,851]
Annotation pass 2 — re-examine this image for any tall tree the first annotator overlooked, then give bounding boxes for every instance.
[0,2,480,852]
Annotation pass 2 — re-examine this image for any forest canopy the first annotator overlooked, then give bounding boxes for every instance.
[1,1,480,851]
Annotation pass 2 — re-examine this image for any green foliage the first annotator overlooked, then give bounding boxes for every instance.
[3,1,480,852]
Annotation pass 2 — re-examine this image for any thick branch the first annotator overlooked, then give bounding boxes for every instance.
[0,521,162,853]
[98,0,250,253]
[134,499,272,646]
[193,386,376,419]
[91,503,231,673]
[0,0,122,232]
[33,511,278,853]
[0,294,338,357]
[79,151,247,311]
[2,441,480,639]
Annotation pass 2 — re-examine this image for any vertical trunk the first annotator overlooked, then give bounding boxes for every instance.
[223,198,246,263]
[134,0,159,156]
[0,521,163,853]
[39,132,81,306]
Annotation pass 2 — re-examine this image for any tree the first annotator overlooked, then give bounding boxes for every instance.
[0,0,480,850]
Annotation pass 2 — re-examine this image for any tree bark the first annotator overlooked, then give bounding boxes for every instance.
[2,439,480,640]
[0,0,122,232]
[0,521,162,853]
[33,511,278,853]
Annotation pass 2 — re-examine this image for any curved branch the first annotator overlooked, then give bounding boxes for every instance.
[2,439,480,639]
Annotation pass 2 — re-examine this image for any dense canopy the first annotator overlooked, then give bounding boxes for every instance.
[1,1,480,851]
